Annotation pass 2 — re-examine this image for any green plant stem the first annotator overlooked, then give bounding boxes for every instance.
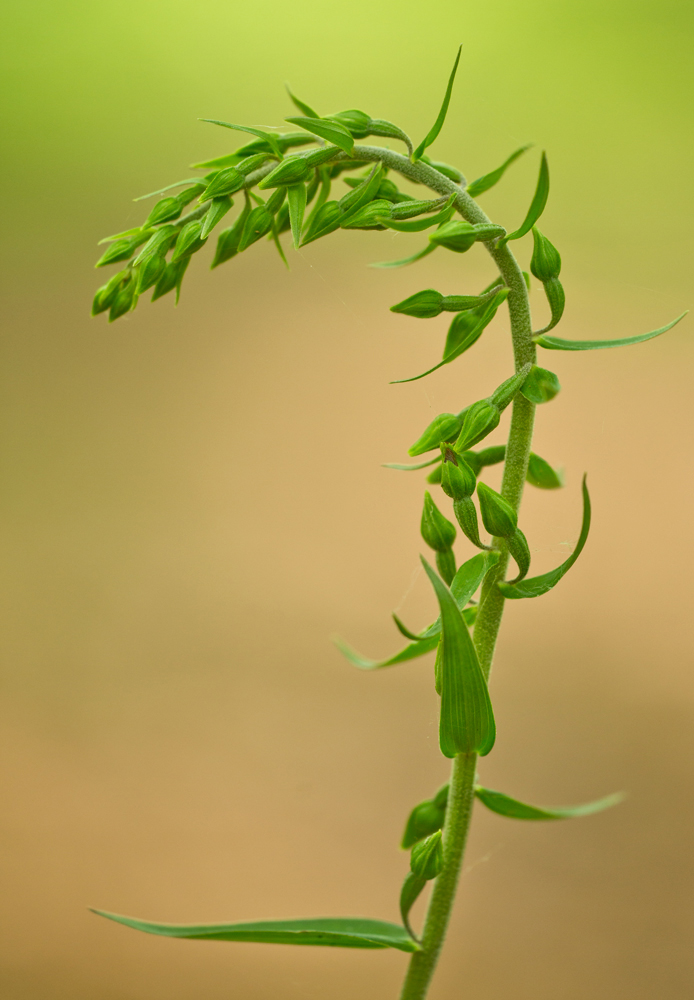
[338,146,536,1000]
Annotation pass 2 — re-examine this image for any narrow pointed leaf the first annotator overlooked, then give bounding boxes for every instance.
[287,184,307,249]
[466,145,532,198]
[475,786,623,820]
[382,456,442,471]
[413,46,462,161]
[421,557,495,757]
[499,477,590,599]
[133,178,204,202]
[369,244,438,269]
[285,84,320,119]
[526,452,564,489]
[535,312,687,350]
[92,911,418,951]
[399,873,426,940]
[285,116,354,153]
[392,614,424,642]
[333,634,439,671]
[378,198,455,233]
[199,120,282,158]
[500,152,549,245]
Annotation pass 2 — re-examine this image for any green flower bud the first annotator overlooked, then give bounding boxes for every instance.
[135,254,166,293]
[152,257,190,303]
[238,207,273,251]
[258,155,312,189]
[304,145,342,168]
[452,496,489,550]
[391,289,444,319]
[177,184,207,208]
[454,399,501,452]
[435,549,456,586]
[401,799,446,849]
[171,220,207,262]
[144,196,183,227]
[521,364,561,404]
[133,225,178,265]
[327,108,372,137]
[530,227,561,281]
[200,196,233,240]
[542,276,566,329]
[234,152,275,176]
[340,199,392,230]
[490,365,532,410]
[440,453,476,500]
[201,166,245,200]
[410,830,443,880]
[91,269,129,315]
[408,413,461,456]
[300,201,342,246]
[96,231,151,268]
[477,482,517,538]
[421,491,456,552]
[265,187,287,215]
[473,223,507,242]
[390,198,448,221]
[507,527,531,582]
[108,275,137,321]
[429,220,476,253]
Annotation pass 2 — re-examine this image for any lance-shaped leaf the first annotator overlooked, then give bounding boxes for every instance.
[369,244,438,269]
[535,277,565,334]
[287,184,307,249]
[199,120,282,158]
[92,911,418,952]
[133,178,205,202]
[535,311,687,350]
[499,476,590,599]
[526,452,563,489]
[382,455,442,472]
[466,145,533,198]
[499,152,549,245]
[392,290,509,384]
[200,197,233,239]
[333,633,439,671]
[399,873,426,941]
[413,46,462,161]
[285,84,320,119]
[285,116,354,154]
[339,164,384,219]
[421,557,495,758]
[475,786,623,820]
[378,197,455,233]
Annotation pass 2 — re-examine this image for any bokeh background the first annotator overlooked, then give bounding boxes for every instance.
[2,1,693,997]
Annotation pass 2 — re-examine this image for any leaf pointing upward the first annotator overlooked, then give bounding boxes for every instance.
[466,145,533,198]
[499,152,549,245]
[413,46,462,161]
[199,120,282,158]
[285,116,354,153]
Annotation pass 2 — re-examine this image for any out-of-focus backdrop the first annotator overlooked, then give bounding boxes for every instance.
[2,2,693,998]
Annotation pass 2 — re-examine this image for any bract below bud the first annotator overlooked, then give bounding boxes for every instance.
[521,365,561,404]
[409,413,461,456]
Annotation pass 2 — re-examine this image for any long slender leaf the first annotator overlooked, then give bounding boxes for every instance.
[285,84,320,119]
[285,116,354,154]
[498,477,590,599]
[421,558,495,758]
[199,120,282,158]
[413,46,462,161]
[399,873,426,940]
[369,244,438,269]
[382,456,442,471]
[287,184,307,249]
[333,633,439,671]
[390,289,509,384]
[466,145,533,198]
[475,786,623,820]
[535,311,687,350]
[133,178,203,203]
[378,198,455,233]
[92,911,418,952]
[500,152,549,245]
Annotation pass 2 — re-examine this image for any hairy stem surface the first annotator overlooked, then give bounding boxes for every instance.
[343,147,536,999]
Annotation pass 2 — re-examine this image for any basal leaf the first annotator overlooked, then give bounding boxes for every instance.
[498,476,590,599]
[369,244,438,269]
[466,145,533,198]
[500,152,549,245]
[199,120,282,158]
[285,116,354,154]
[421,557,495,758]
[475,786,623,820]
[92,911,418,952]
[333,634,439,671]
[413,46,462,161]
[535,311,687,350]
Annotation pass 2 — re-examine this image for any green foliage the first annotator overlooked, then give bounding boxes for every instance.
[536,312,687,350]
[466,145,532,198]
[475,787,623,820]
[500,152,549,245]
[413,45,461,161]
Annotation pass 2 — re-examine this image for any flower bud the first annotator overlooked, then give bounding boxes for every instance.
[91,269,129,315]
[133,225,178,266]
[473,223,507,242]
[238,207,273,251]
[211,203,250,268]
[530,227,561,281]
[234,152,274,176]
[305,145,342,168]
[340,199,393,230]
[135,254,166,293]
[452,496,489,550]
[542,276,565,328]
[454,399,500,452]
[201,166,245,200]
[200,196,233,239]
[259,155,312,189]
[477,482,517,538]
[428,220,476,253]
[144,196,182,227]
[490,365,532,410]
[300,201,342,246]
[521,364,561,404]
[421,492,456,551]
[391,289,444,319]
[327,108,372,136]
[410,830,443,880]
[171,220,207,262]
[390,198,448,221]
[440,453,476,500]
[401,799,446,849]
[526,452,563,489]
[435,549,456,586]
[108,275,137,321]
[96,232,151,268]
[408,413,461,456]
[152,257,190,303]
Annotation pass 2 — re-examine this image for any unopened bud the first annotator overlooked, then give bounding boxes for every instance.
[408,413,461,456]
[429,220,476,253]
[238,207,273,251]
[421,492,456,551]
[133,225,178,266]
[144,196,182,227]
[108,275,137,321]
[152,257,190,303]
[391,289,444,319]
[452,496,489,550]
[327,108,371,136]
[530,227,561,281]
[136,254,166,293]
[300,201,342,246]
[259,155,312,189]
[96,231,151,268]
[521,365,561,404]
[91,269,129,315]
[490,365,532,410]
[477,482,517,538]
[171,220,207,262]
[201,166,245,200]
[401,799,446,849]
[440,453,476,500]
[526,452,563,490]
[454,399,500,452]
[410,830,443,880]
[340,199,392,230]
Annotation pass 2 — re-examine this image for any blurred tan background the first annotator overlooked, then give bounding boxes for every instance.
[1,1,693,997]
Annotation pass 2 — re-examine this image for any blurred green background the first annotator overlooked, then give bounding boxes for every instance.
[1,1,693,998]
